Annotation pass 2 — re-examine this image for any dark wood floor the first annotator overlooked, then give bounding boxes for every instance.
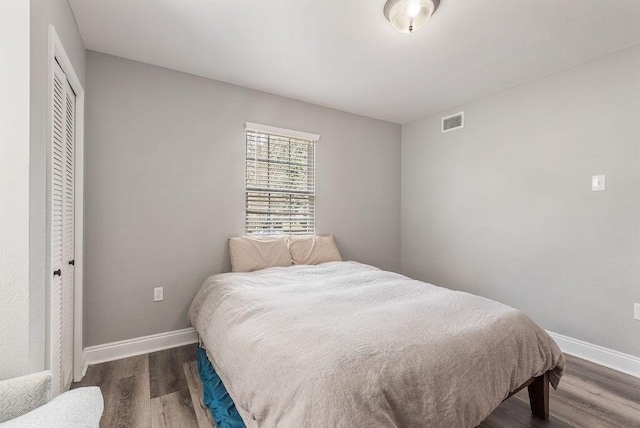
[73,344,640,427]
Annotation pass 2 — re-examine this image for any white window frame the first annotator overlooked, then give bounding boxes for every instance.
[244,123,319,236]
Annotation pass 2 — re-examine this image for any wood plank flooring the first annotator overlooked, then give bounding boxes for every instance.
[73,344,640,427]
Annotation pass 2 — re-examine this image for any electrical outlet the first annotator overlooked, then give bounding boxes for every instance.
[635,303,640,321]
[592,175,606,191]
[154,287,164,302]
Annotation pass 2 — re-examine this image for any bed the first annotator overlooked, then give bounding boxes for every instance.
[188,261,565,427]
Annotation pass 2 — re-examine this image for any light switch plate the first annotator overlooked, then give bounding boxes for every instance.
[635,303,640,321]
[592,175,606,191]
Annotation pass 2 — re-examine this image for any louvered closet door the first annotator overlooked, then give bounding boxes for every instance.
[51,59,75,396]
[61,72,75,392]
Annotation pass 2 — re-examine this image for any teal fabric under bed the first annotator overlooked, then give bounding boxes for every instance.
[197,346,246,428]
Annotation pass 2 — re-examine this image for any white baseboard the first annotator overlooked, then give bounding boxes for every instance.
[83,327,198,368]
[548,331,640,379]
[80,327,639,381]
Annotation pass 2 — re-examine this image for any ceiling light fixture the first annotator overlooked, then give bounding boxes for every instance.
[383,0,440,34]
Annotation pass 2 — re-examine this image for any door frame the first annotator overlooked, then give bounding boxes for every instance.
[46,25,85,385]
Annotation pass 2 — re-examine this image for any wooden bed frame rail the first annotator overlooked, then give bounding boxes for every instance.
[504,371,550,420]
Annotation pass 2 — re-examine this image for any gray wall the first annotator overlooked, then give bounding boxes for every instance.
[402,45,640,357]
[85,52,401,346]
[1,0,85,378]
[0,0,30,380]
[29,0,86,372]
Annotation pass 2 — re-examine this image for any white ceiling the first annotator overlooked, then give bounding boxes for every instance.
[69,0,640,124]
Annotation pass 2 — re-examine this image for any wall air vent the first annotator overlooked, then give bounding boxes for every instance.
[442,112,464,133]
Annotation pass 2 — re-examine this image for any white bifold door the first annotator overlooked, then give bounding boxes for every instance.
[50,59,76,396]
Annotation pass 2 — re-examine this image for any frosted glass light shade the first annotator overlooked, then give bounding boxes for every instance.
[383,0,440,34]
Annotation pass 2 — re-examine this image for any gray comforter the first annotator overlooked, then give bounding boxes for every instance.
[188,261,564,427]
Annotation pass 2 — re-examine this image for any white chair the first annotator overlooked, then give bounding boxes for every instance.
[0,371,103,427]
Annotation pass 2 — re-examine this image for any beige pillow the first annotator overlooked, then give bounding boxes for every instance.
[229,236,292,272]
[288,235,342,265]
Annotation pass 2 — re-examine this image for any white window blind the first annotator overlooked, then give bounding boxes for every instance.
[245,127,316,236]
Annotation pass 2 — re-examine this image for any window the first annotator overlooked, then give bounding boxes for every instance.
[245,123,318,236]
